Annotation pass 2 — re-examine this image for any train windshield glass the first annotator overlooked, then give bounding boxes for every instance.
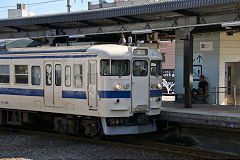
[101,60,130,76]
[151,60,162,76]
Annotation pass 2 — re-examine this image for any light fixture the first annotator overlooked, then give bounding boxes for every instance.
[222,21,240,27]
[68,34,86,38]
[131,29,152,35]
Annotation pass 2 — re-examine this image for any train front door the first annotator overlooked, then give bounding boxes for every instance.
[44,61,63,107]
[88,60,97,110]
[131,59,150,112]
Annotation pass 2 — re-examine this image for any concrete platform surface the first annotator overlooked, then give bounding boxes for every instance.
[160,99,240,128]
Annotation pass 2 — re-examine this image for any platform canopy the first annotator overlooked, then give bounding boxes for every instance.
[0,0,240,39]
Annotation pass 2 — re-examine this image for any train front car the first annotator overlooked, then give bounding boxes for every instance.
[88,45,162,135]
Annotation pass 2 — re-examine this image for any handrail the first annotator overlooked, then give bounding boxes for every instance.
[212,85,238,106]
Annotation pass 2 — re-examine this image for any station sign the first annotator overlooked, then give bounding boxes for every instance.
[200,42,213,51]
[193,53,203,88]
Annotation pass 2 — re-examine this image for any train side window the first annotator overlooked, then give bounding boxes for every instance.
[46,64,52,86]
[90,62,96,84]
[74,64,83,87]
[31,66,41,85]
[15,65,28,84]
[65,66,71,87]
[55,64,62,86]
[0,65,10,83]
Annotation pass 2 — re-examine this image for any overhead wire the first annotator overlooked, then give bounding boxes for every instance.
[26,0,65,6]
[0,0,64,9]
[0,0,65,13]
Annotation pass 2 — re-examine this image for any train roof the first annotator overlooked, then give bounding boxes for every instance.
[0,44,162,58]
[0,38,41,49]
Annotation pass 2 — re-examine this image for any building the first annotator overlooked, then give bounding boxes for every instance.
[160,41,175,94]
[174,30,240,105]
[8,3,35,19]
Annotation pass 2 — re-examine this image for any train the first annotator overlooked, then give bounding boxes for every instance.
[0,44,162,136]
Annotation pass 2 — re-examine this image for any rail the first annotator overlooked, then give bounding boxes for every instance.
[109,136,240,160]
[0,127,239,160]
[212,85,240,106]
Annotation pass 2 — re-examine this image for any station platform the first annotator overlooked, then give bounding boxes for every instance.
[160,97,240,129]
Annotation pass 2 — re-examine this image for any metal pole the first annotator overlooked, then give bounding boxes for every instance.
[183,32,193,108]
[234,85,237,106]
[215,86,218,105]
[67,0,71,12]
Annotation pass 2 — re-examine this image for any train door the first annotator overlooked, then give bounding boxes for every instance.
[131,59,150,112]
[88,60,97,110]
[44,61,62,107]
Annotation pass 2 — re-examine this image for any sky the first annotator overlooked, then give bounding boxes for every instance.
[0,0,114,19]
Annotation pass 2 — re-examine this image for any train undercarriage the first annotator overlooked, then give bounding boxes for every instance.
[0,109,159,136]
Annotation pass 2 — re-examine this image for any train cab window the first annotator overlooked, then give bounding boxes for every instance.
[100,59,130,76]
[133,60,148,76]
[100,60,110,76]
[74,64,83,87]
[0,65,10,83]
[46,64,52,86]
[65,66,71,87]
[15,65,28,84]
[31,66,41,85]
[151,60,162,77]
[55,64,62,86]
[111,60,130,76]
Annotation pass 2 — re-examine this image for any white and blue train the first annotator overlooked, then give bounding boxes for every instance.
[0,44,162,135]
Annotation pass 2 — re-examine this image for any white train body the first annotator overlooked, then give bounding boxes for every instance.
[0,44,162,135]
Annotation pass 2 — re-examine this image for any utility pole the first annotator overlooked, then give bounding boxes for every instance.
[67,0,71,12]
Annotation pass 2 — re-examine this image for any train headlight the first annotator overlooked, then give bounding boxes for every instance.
[157,82,162,89]
[151,83,156,89]
[124,83,130,89]
[114,83,121,90]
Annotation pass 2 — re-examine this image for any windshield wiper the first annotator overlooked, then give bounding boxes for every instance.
[119,66,127,78]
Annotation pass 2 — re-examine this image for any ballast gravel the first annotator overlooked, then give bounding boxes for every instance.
[0,131,176,160]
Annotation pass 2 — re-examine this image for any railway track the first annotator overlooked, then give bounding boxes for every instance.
[0,127,239,160]
[107,136,240,160]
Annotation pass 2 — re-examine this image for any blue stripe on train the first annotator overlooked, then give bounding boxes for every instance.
[62,90,87,99]
[0,87,44,97]
[0,88,162,98]
[150,90,162,97]
[0,54,97,60]
[98,91,131,98]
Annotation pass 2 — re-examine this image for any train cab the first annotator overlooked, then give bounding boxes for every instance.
[87,45,163,135]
